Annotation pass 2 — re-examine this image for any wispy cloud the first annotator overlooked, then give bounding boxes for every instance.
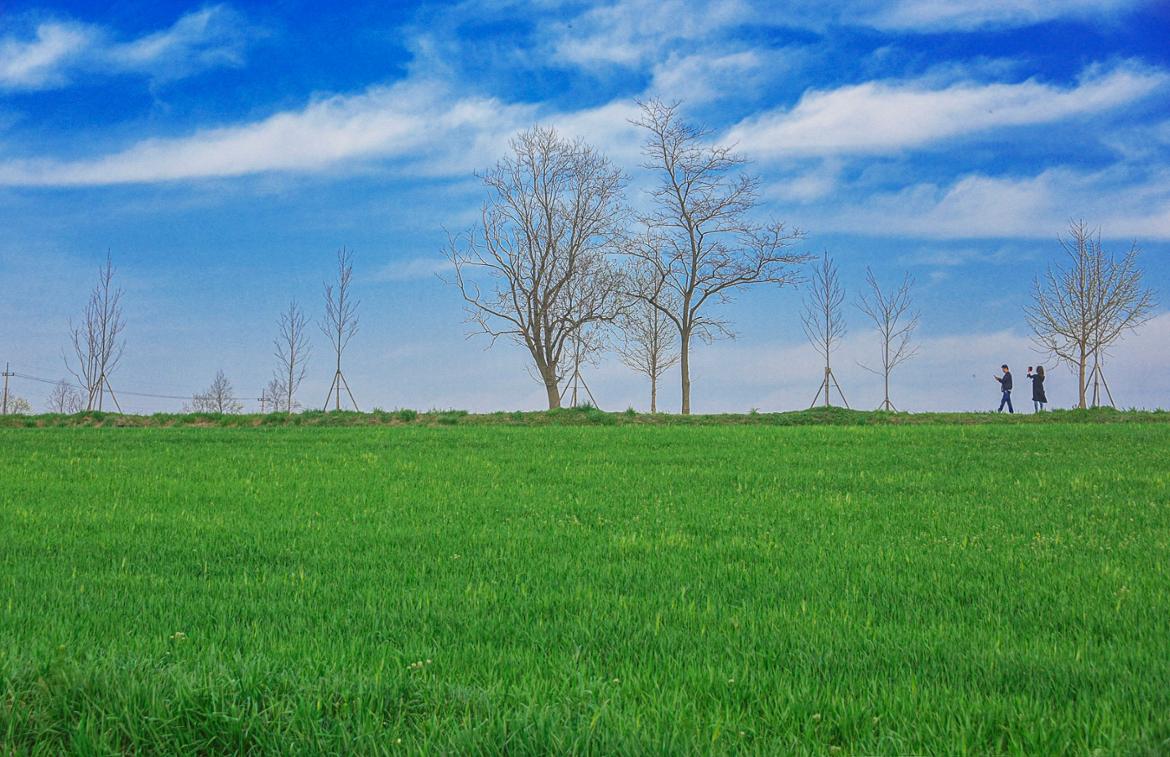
[539,0,1148,60]
[369,255,454,282]
[863,0,1146,32]
[647,48,795,104]
[726,62,1166,157]
[897,245,1027,266]
[806,165,1170,239]
[0,80,537,185]
[0,5,253,92]
[547,0,753,69]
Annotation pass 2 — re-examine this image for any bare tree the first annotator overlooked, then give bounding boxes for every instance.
[188,370,243,414]
[321,247,360,411]
[1026,220,1155,408]
[801,252,849,408]
[447,126,628,409]
[47,379,84,413]
[264,376,295,413]
[629,99,807,414]
[616,265,679,413]
[857,267,919,412]
[274,301,310,413]
[65,254,125,411]
[2,395,32,414]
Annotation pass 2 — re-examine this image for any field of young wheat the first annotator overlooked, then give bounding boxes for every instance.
[2,422,1168,753]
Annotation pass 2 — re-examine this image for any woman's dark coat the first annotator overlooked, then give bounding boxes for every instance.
[1030,373,1047,403]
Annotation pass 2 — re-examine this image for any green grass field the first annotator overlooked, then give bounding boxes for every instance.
[2,421,1169,753]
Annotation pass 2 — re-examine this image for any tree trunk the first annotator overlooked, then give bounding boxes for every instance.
[1077,344,1087,409]
[823,364,831,407]
[650,376,657,414]
[680,329,691,415]
[544,370,561,410]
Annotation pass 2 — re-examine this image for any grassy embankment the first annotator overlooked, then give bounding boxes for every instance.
[1,404,1166,428]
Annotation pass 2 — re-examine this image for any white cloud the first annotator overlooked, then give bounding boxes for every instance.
[548,100,645,167]
[0,73,655,187]
[863,0,1146,32]
[0,5,251,92]
[897,244,1025,266]
[540,0,1148,65]
[805,165,1170,239]
[369,256,455,282]
[0,80,537,185]
[725,63,1166,157]
[767,160,845,203]
[0,22,94,90]
[548,0,753,68]
[648,49,765,103]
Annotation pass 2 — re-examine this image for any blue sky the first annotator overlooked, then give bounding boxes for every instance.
[1,0,1168,413]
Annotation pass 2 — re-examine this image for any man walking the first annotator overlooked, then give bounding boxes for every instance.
[995,364,1014,413]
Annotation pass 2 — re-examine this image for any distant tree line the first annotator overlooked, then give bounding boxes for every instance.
[0,102,1157,416]
[14,247,365,416]
[444,100,1157,414]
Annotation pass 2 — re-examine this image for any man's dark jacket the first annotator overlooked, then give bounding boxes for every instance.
[998,371,1013,391]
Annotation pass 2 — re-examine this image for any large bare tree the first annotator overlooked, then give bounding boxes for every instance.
[65,254,125,411]
[801,252,848,408]
[447,126,628,409]
[321,247,360,411]
[629,99,806,414]
[616,265,678,413]
[1025,220,1155,408]
[274,301,310,413]
[857,267,919,412]
[189,370,243,414]
[47,379,84,414]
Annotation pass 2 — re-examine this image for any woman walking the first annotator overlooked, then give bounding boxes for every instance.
[1028,366,1047,412]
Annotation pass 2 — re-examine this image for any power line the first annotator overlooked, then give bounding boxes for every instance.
[8,370,266,404]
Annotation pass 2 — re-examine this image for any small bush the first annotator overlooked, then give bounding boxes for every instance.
[434,409,468,426]
[395,409,418,422]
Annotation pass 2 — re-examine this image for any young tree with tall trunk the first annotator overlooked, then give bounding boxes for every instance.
[65,254,125,411]
[447,126,628,409]
[629,99,806,414]
[1025,220,1155,408]
[274,301,310,413]
[320,247,360,411]
[801,252,848,408]
[857,267,918,412]
[616,264,678,413]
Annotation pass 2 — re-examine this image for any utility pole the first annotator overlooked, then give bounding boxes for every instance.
[1,362,11,415]
[259,391,268,414]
